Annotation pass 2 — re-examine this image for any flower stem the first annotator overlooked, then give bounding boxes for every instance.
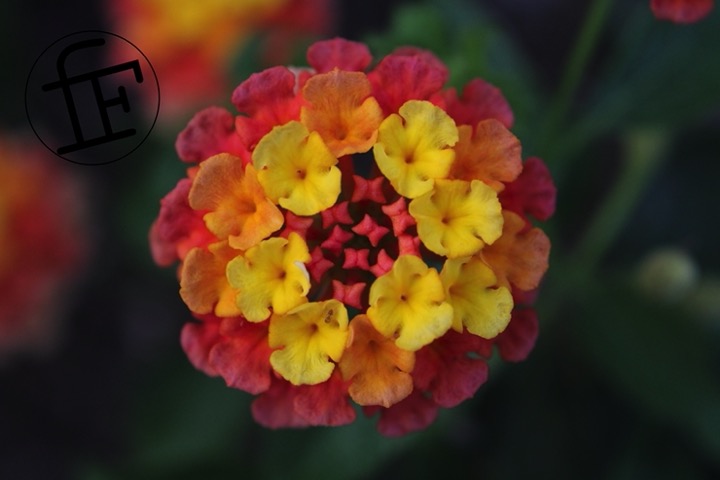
[569,129,669,273]
[541,0,616,160]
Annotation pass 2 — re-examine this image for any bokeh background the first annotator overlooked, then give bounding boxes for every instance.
[1,0,720,478]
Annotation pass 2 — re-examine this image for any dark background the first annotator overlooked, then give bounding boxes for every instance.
[1,0,719,479]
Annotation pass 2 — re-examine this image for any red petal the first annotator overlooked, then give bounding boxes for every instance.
[368,49,448,114]
[413,330,491,408]
[306,38,373,73]
[651,0,714,23]
[442,78,514,129]
[499,157,556,221]
[180,315,222,377]
[232,66,302,148]
[366,390,439,437]
[149,178,214,266]
[293,370,356,426]
[251,377,310,428]
[495,308,539,363]
[208,317,273,394]
[175,107,247,163]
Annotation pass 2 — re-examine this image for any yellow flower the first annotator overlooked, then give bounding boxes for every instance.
[227,232,310,322]
[440,257,513,338]
[409,179,503,258]
[373,100,458,198]
[269,299,349,385]
[188,154,283,250]
[253,121,341,216]
[367,255,453,351]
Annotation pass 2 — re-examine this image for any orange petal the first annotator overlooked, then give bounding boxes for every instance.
[301,69,383,157]
[339,315,415,407]
[481,211,550,291]
[180,242,242,317]
[189,153,283,250]
[450,120,522,191]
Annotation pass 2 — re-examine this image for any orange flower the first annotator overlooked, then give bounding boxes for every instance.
[301,70,383,157]
[339,315,416,407]
[481,210,551,292]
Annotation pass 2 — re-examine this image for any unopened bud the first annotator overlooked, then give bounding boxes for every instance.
[636,247,698,302]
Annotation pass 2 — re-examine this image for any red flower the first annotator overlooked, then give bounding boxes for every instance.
[0,136,87,357]
[651,0,714,23]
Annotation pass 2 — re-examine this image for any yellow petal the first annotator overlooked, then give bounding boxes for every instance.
[367,255,453,351]
[253,121,341,216]
[269,299,349,385]
[409,179,503,258]
[440,256,513,338]
[373,100,458,198]
[226,232,310,322]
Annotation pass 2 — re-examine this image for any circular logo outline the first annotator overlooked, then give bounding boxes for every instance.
[25,30,160,166]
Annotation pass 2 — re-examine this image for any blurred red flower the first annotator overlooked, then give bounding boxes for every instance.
[651,0,714,23]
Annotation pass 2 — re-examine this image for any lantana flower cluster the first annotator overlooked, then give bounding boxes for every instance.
[112,0,333,116]
[151,38,555,436]
[0,136,86,357]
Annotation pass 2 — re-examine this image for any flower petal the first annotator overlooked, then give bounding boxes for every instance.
[365,389,438,437]
[409,179,503,258]
[208,317,273,394]
[450,120,522,191]
[499,157,556,221]
[180,314,223,377]
[442,78,514,129]
[150,178,215,266]
[269,299,349,385]
[306,37,373,73]
[232,66,303,149]
[339,315,415,407]
[481,210,551,291]
[293,369,356,426]
[253,121,341,215]
[367,255,453,351]
[374,100,458,198]
[413,330,491,407]
[251,377,311,428]
[440,256,513,338]
[180,242,242,317]
[494,308,539,363]
[189,153,284,250]
[301,70,383,157]
[368,49,448,114]
[175,107,248,163]
[226,232,311,321]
